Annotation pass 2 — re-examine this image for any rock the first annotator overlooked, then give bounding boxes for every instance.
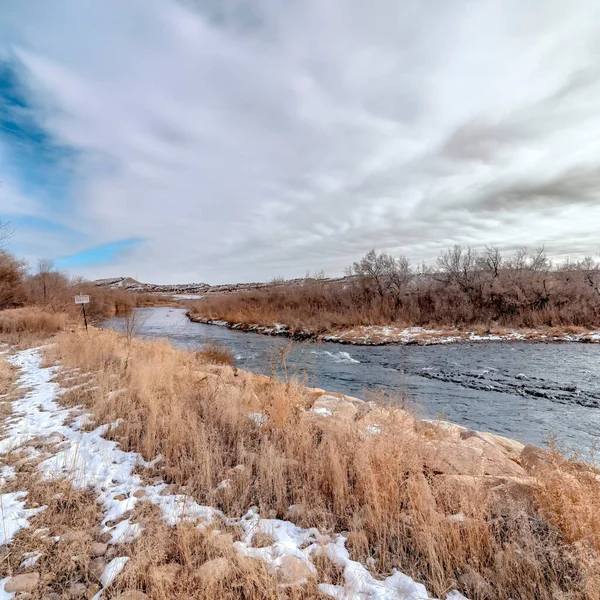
[132,489,146,499]
[490,477,537,507]
[460,430,525,460]
[66,582,87,598]
[5,573,40,593]
[424,436,527,478]
[113,494,127,502]
[197,557,232,586]
[458,570,493,598]
[114,592,148,600]
[91,542,108,557]
[42,594,61,600]
[463,437,527,477]
[89,557,106,579]
[418,420,468,439]
[276,555,313,586]
[520,445,549,474]
[312,395,358,423]
[423,439,485,476]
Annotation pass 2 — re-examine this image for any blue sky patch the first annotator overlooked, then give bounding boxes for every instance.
[56,239,143,268]
[0,57,76,202]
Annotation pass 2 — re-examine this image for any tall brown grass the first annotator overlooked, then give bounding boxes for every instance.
[0,307,69,336]
[195,340,236,366]
[40,326,600,599]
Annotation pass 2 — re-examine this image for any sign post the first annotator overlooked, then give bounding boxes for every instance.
[74,295,90,332]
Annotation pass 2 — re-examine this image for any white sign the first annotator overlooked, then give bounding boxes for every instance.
[74,295,90,304]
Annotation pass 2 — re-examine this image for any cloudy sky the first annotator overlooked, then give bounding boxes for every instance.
[1,0,600,284]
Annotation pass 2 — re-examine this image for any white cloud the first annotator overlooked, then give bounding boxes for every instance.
[3,0,600,283]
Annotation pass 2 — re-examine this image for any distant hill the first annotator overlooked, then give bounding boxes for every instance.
[92,275,353,297]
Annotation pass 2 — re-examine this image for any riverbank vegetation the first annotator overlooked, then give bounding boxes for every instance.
[0,243,169,334]
[190,246,600,336]
[1,311,599,599]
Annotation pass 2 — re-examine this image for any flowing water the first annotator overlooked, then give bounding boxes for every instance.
[102,307,600,455]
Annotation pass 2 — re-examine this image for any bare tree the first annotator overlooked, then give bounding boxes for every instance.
[480,246,503,278]
[351,249,390,298]
[0,219,14,249]
[436,245,480,293]
[37,258,55,302]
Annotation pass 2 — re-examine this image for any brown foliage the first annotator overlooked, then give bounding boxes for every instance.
[191,246,600,333]
[195,341,236,366]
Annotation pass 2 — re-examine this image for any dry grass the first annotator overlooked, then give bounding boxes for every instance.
[30,327,599,599]
[0,307,68,335]
[195,341,236,366]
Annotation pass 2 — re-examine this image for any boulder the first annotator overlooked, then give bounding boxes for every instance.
[423,436,527,478]
[91,542,108,557]
[462,437,527,477]
[114,592,148,600]
[423,439,485,476]
[276,555,313,586]
[5,573,39,593]
[460,430,525,460]
[312,395,358,422]
[197,557,232,586]
[418,420,468,440]
[66,582,87,598]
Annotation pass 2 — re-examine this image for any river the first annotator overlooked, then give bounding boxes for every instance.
[102,307,600,455]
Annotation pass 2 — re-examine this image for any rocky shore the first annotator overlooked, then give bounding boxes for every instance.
[187,313,600,345]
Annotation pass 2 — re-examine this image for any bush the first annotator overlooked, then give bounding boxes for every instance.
[195,341,236,366]
[0,251,26,309]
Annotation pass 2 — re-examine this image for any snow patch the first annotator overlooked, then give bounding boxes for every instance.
[0,492,46,545]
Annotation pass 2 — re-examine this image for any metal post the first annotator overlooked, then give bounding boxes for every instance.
[82,303,88,332]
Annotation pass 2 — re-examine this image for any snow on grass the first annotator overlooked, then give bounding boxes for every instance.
[20,551,42,568]
[0,347,467,600]
[99,556,130,588]
[0,492,46,545]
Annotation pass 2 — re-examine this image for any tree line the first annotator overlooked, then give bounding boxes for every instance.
[195,245,600,331]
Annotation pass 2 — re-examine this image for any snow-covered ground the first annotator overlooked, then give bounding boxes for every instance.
[0,347,467,600]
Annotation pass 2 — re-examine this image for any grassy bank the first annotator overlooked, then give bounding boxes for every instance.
[0,309,599,599]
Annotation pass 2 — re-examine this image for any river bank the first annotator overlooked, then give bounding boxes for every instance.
[2,309,599,599]
[105,307,600,453]
[187,312,600,345]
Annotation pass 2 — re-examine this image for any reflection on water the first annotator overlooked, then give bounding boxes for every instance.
[102,307,600,455]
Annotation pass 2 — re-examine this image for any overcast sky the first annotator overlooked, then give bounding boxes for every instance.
[1,0,600,284]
